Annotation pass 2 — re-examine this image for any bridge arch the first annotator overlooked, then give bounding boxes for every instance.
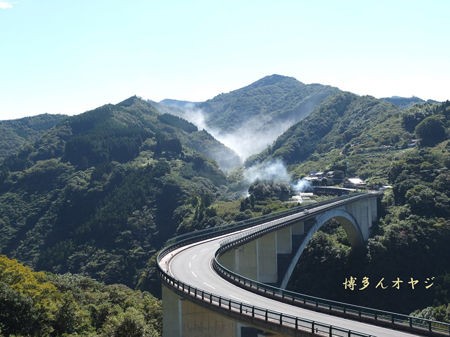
[313,208,364,248]
[280,208,363,288]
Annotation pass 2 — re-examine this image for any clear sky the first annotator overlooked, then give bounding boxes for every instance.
[0,0,449,120]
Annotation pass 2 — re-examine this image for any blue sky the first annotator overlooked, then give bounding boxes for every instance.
[0,0,449,120]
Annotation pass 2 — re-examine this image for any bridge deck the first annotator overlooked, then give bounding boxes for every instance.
[160,195,430,337]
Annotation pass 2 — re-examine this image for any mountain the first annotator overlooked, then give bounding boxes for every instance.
[247,95,449,315]
[0,96,235,290]
[159,98,197,109]
[160,74,340,160]
[247,92,415,183]
[198,74,339,133]
[149,99,241,171]
[0,113,68,162]
[382,96,439,109]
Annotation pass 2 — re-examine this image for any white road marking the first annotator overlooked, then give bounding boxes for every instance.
[188,262,192,268]
[192,254,197,260]
[230,295,250,304]
[203,282,216,290]
[191,271,198,278]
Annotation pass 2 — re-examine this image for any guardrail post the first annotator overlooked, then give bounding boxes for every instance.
[329,325,332,336]
[219,297,221,307]
[312,321,315,333]
[409,317,412,327]
[280,313,282,325]
[240,303,242,314]
[252,307,255,318]
[265,310,268,321]
[295,318,298,330]
[428,321,431,332]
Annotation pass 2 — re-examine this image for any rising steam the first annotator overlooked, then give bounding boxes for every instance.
[243,159,291,184]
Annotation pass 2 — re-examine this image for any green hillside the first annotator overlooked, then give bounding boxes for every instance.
[0,114,68,162]
[0,255,161,337]
[199,74,339,133]
[275,100,449,318]
[0,96,235,290]
[160,75,340,160]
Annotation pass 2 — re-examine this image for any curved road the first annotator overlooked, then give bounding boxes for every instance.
[160,200,426,337]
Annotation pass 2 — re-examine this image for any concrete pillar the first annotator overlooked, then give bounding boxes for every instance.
[162,285,182,337]
[292,221,304,235]
[236,240,258,280]
[219,249,235,271]
[276,226,292,254]
[257,232,278,283]
[181,299,237,337]
[371,197,378,223]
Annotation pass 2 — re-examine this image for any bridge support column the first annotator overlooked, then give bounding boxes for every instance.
[236,240,258,280]
[219,249,236,271]
[345,200,372,240]
[181,299,238,337]
[292,221,304,235]
[162,285,183,337]
[257,232,278,283]
[276,226,292,254]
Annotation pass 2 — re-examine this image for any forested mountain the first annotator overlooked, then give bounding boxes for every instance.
[160,74,340,159]
[0,96,236,290]
[382,96,438,108]
[198,74,338,133]
[0,76,448,331]
[279,100,449,317]
[0,114,67,162]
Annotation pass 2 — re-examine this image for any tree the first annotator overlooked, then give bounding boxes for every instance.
[415,116,446,147]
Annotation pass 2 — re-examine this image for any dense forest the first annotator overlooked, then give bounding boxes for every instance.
[0,96,236,295]
[0,75,448,335]
[0,255,161,336]
[286,101,450,319]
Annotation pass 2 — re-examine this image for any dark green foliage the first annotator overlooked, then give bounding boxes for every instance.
[0,114,67,163]
[288,143,450,316]
[0,255,161,337]
[157,113,197,133]
[198,74,339,133]
[0,97,230,290]
[415,115,447,147]
[249,93,406,167]
[248,180,292,201]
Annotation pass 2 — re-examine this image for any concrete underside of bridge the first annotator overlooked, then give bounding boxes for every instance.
[162,196,380,337]
[220,197,378,289]
[162,286,291,337]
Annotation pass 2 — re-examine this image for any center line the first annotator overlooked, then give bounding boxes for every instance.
[192,271,198,278]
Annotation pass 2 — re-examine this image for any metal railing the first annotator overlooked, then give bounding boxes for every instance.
[157,192,449,336]
[158,249,375,337]
[212,203,450,337]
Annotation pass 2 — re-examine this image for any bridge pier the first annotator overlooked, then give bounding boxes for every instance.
[277,226,292,254]
[258,232,278,283]
[163,286,291,337]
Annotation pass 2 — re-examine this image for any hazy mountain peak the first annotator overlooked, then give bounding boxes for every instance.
[248,74,303,88]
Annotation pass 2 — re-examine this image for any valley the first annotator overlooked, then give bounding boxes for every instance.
[0,75,449,336]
